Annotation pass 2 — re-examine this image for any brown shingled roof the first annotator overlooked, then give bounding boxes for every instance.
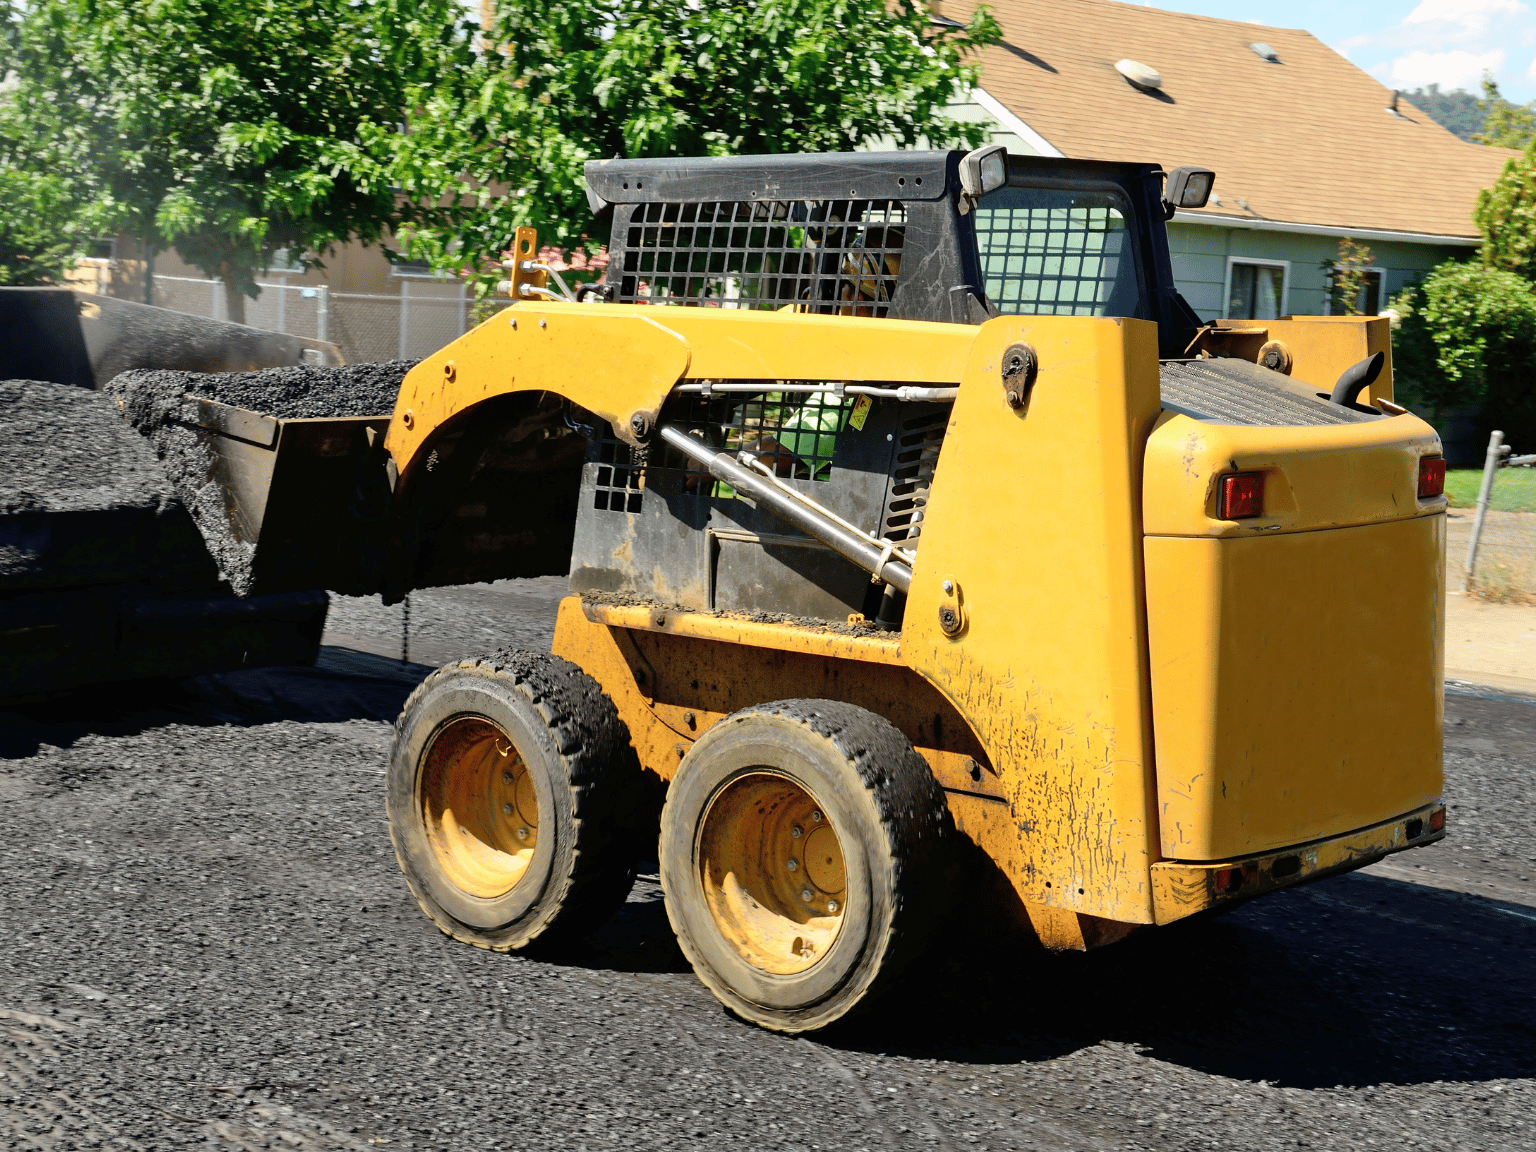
[945,0,1517,238]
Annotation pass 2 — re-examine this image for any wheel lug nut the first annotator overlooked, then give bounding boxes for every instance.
[811,810,822,823]
[827,899,839,913]
[516,827,529,840]
[802,889,814,902]
[503,803,513,815]
[786,858,798,872]
[790,825,802,838]
[503,771,513,784]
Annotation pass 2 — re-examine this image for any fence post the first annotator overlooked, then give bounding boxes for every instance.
[212,279,221,321]
[317,285,329,343]
[398,281,410,360]
[1463,429,1508,592]
[276,277,287,333]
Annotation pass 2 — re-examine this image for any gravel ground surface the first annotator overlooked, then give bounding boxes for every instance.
[3,582,1535,1151]
[105,364,414,596]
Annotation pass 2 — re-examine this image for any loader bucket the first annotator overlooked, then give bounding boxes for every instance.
[186,398,394,597]
[0,287,342,388]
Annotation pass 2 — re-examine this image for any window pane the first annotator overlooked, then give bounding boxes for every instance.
[1228,263,1283,320]
[1361,271,1382,315]
[1254,265,1283,320]
[973,187,1141,317]
[1228,263,1256,318]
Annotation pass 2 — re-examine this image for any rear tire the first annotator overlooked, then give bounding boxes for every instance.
[388,650,639,950]
[659,699,951,1032]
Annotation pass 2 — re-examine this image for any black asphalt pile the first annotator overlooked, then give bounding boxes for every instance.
[109,362,415,595]
[113,360,414,423]
[0,379,214,591]
[1,378,174,517]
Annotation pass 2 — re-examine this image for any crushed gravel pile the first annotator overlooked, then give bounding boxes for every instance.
[0,379,176,517]
[0,379,217,590]
[108,363,415,595]
[113,360,414,423]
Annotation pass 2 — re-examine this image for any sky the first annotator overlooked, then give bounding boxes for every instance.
[1146,0,1536,104]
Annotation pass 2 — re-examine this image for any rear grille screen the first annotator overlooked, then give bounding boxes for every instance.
[614,200,907,315]
[1160,359,1379,426]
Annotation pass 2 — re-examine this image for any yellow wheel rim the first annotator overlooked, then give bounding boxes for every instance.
[697,773,846,975]
[419,716,539,900]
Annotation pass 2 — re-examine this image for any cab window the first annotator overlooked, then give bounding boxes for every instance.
[972,186,1142,318]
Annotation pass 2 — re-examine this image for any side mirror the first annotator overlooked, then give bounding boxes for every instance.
[1162,166,1214,219]
[958,145,1008,212]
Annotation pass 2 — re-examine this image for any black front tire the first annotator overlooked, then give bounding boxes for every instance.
[388,650,639,951]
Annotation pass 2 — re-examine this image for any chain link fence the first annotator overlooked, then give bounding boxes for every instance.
[1454,433,1536,605]
[151,275,509,364]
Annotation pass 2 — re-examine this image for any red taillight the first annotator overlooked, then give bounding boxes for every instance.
[1429,808,1446,833]
[1213,867,1243,894]
[1418,456,1446,499]
[1218,472,1264,519]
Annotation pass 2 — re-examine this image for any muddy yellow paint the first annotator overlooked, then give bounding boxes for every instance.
[900,315,1165,925]
[1151,802,1444,923]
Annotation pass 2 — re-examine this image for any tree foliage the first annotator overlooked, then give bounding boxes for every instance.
[1403,84,1486,143]
[0,5,100,284]
[389,0,1002,290]
[1392,263,1536,446]
[1475,75,1536,150]
[3,0,470,319]
[1476,138,1536,282]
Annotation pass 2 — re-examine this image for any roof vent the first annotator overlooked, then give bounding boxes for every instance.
[1115,59,1162,90]
[1250,42,1280,63]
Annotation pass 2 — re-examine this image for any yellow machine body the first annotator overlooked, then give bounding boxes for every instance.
[385,303,1445,950]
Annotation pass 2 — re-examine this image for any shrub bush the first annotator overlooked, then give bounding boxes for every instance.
[1391,261,1536,451]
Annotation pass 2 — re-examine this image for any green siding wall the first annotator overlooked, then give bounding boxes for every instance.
[1166,222,1467,321]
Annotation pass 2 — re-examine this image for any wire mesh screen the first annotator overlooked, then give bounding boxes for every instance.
[613,200,907,315]
[973,187,1140,317]
[591,435,646,513]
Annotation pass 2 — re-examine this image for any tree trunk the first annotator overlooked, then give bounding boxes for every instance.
[222,275,246,325]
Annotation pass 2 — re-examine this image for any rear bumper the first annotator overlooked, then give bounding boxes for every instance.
[1150,802,1445,924]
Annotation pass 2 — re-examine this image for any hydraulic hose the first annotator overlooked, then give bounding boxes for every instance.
[656,424,913,593]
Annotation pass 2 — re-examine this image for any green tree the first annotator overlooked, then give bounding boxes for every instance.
[1392,263,1536,446]
[0,4,100,284]
[1402,83,1486,142]
[1476,137,1536,281]
[1474,74,1536,150]
[388,0,1002,289]
[4,0,472,321]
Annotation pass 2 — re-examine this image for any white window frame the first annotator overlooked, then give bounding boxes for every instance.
[1322,264,1386,316]
[1222,257,1290,320]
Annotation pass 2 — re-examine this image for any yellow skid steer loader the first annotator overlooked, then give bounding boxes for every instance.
[165,148,1446,1032]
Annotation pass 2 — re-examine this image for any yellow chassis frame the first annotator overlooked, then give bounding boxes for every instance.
[388,302,1445,951]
